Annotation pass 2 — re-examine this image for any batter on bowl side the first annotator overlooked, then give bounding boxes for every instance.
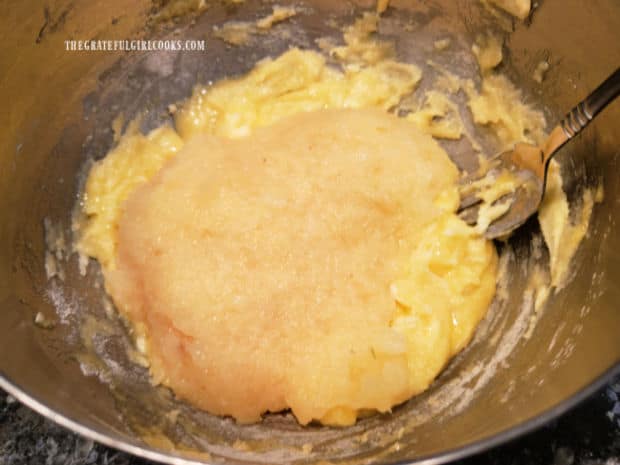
[82,107,497,426]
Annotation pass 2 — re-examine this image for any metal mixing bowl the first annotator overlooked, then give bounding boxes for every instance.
[1,0,619,463]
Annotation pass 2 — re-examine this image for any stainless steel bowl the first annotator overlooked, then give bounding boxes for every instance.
[1,1,619,463]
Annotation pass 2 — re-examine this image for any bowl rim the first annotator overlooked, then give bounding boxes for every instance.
[1,363,619,465]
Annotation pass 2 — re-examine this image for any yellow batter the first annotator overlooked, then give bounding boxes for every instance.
[486,0,531,19]
[78,47,498,425]
[79,48,422,268]
[538,161,600,288]
[213,5,297,46]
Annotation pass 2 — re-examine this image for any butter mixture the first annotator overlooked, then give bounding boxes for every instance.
[97,109,496,426]
[75,1,589,428]
[483,0,531,19]
[538,161,601,288]
[213,5,297,46]
[78,42,499,425]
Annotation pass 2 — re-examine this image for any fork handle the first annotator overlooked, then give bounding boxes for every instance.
[542,67,620,163]
[561,66,620,138]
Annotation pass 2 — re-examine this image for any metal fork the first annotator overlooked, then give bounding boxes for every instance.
[458,66,620,239]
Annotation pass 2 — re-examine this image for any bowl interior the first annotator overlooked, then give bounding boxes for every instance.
[1,0,620,464]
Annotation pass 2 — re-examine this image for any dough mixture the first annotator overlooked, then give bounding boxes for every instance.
[82,107,497,426]
[77,22,502,426]
[66,0,601,429]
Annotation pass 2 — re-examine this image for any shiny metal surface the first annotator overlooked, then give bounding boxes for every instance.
[1,1,619,464]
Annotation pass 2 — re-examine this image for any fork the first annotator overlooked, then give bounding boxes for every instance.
[458,66,620,239]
